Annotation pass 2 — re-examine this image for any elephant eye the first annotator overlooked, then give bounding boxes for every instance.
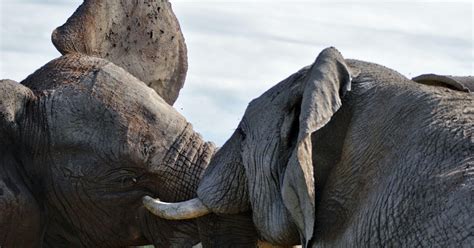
[238,118,251,141]
[108,174,140,186]
[118,176,138,186]
[237,127,246,140]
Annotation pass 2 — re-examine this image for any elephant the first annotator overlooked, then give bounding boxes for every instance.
[1,0,265,246]
[144,47,473,247]
[0,52,219,246]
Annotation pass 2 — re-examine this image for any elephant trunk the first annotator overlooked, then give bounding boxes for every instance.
[146,123,216,202]
[141,123,215,220]
[142,196,210,220]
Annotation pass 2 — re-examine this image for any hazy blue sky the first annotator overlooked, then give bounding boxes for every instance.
[1,0,472,145]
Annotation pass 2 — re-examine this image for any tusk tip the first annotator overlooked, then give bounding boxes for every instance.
[142,196,211,220]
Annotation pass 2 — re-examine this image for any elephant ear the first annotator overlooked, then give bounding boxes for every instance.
[281,47,352,246]
[0,80,44,246]
[51,0,187,105]
[0,79,33,141]
[412,74,474,92]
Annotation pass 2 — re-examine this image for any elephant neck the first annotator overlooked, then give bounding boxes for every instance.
[157,123,216,202]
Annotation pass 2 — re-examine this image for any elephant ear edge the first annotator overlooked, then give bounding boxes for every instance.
[0,79,35,139]
[281,47,352,246]
[1,79,44,246]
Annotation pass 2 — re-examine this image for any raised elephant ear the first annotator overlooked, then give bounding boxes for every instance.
[51,0,187,105]
[0,80,44,246]
[281,47,352,246]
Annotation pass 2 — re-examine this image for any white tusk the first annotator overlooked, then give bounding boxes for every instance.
[142,196,211,220]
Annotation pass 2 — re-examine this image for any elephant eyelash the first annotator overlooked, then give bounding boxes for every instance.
[116,176,139,186]
[97,169,144,186]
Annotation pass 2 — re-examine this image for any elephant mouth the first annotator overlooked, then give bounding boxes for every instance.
[142,196,211,220]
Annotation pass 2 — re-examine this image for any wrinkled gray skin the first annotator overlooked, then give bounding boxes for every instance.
[196,48,473,247]
[0,54,215,247]
[52,0,188,105]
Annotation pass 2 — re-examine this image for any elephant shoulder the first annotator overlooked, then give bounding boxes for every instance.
[412,74,474,93]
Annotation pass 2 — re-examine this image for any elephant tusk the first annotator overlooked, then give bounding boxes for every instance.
[142,196,211,220]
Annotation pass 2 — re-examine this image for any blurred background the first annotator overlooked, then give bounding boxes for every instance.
[1,0,472,145]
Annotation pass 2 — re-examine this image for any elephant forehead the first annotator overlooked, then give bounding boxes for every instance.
[46,87,128,153]
[86,62,189,158]
[24,54,164,110]
[24,54,187,160]
[22,54,107,92]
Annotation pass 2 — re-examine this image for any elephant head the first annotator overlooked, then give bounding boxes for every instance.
[1,1,213,246]
[0,54,214,247]
[144,47,354,246]
[145,47,473,247]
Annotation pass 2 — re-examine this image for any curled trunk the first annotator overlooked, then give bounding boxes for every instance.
[52,0,188,105]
